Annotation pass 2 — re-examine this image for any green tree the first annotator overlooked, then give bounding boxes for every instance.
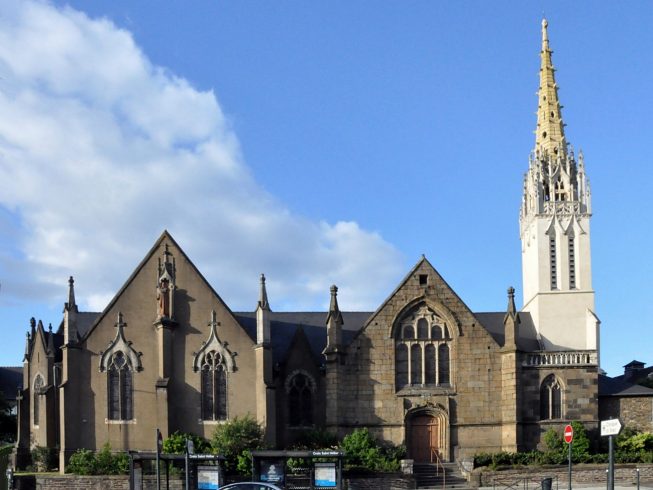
[211,415,263,475]
[163,431,210,454]
[0,392,16,443]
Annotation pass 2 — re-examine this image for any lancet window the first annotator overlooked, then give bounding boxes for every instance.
[33,374,44,426]
[395,305,453,391]
[286,371,316,427]
[107,351,133,420]
[540,375,563,420]
[193,310,236,422]
[200,351,228,421]
[99,313,142,422]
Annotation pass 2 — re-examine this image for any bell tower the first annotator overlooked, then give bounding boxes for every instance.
[520,19,599,353]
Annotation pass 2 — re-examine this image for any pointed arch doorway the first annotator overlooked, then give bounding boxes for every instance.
[407,410,448,462]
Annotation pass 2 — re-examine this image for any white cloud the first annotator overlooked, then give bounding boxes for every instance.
[0,0,404,314]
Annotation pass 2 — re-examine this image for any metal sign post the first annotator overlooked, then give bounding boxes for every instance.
[601,419,622,490]
[564,424,574,490]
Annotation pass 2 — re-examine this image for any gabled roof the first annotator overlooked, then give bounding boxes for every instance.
[356,256,477,340]
[81,230,243,341]
[599,373,653,397]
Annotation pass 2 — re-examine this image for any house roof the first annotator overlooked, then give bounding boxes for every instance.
[599,373,653,397]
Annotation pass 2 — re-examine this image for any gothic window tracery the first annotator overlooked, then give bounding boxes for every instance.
[107,351,133,420]
[193,310,236,422]
[395,305,453,390]
[540,375,563,420]
[285,371,316,427]
[99,313,142,422]
[200,350,227,421]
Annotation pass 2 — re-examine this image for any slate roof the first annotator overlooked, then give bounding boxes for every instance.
[0,366,23,401]
[474,311,541,351]
[235,309,547,366]
[235,312,371,365]
[598,373,653,397]
[56,311,101,338]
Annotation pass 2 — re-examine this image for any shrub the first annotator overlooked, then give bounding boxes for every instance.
[31,445,58,472]
[66,443,129,475]
[340,428,403,472]
[163,431,210,454]
[67,449,97,475]
[290,428,339,450]
[211,415,263,475]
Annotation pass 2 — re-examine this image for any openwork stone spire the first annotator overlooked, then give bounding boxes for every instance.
[520,19,591,237]
[535,19,567,156]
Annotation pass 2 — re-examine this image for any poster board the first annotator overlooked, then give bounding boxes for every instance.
[314,462,337,487]
[260,459,285,484]
[197,465,221,490]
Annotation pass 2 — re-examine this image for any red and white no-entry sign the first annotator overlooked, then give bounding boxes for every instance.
[564,424,574,444]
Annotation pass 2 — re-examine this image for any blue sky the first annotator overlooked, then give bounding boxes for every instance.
[0,1,651,377]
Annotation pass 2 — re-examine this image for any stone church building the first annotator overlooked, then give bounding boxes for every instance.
[16,20,617,470]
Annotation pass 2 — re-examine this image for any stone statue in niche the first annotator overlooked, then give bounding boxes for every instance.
[157,277,171,319]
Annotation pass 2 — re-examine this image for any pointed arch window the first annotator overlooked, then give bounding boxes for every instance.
[395,305,453,391]
[33,374,44,426]
[99,313,142,422]
[107,352,133,420]
[286,371,316,427]
[201,351,228,421]
[540,375,563,420]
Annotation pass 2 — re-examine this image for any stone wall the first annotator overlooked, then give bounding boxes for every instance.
[475,464,653,488]
[14,475,183,490]
[13,474,413,490]
[600,397,653,433]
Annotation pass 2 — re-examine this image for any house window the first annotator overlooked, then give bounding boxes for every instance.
[287,372,315,427]
[540,375,562,420]
[395,305,453,391]
[107,351,133,420]
[33,374,44,426]
[201,350,228,421]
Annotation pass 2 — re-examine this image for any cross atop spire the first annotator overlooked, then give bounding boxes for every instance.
[535,18,567,157]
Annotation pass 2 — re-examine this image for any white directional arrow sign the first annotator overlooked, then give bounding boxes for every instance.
[601,419,623,437]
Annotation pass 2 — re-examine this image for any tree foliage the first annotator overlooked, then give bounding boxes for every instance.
[211,415,264,475]
[163,431,210,454]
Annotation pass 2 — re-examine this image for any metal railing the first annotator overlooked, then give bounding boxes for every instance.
[492,475,558,490]
[432,449,445,490]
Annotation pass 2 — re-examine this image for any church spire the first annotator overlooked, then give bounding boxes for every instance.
[535,19,567,157]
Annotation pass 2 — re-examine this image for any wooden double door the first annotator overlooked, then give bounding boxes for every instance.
[409,414,442,463]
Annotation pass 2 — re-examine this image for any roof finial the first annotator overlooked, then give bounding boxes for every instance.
[258,274,270,310]
[506,286,516,315]
[326,285,344,325]
[65,276,78,312]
